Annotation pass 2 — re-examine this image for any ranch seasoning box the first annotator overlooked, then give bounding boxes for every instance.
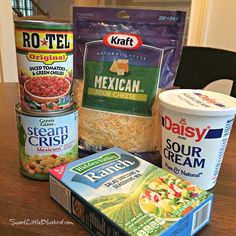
[49,147,213,235]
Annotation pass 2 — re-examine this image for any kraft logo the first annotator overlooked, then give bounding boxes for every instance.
[103,32,142,50]
[162,115,223,142]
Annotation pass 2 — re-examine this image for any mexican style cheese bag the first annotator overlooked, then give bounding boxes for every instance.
[73,7,186,157]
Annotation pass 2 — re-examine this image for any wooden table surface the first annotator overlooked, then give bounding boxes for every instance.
[0,83,235,236]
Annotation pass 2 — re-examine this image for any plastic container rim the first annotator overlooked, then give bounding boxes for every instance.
[159,89,236,117]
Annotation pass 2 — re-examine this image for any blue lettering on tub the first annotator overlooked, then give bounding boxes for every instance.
[165,163,203,178]
[164,139,205,169]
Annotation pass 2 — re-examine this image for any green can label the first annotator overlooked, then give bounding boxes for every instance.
[16,105,78,180]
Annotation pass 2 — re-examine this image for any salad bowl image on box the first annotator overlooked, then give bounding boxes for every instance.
[139,175,203,221]
[49,147,213,236]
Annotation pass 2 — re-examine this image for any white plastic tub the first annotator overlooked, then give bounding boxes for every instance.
[159,89,236,190]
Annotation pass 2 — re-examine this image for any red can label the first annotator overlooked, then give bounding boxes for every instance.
[15,22,73,112]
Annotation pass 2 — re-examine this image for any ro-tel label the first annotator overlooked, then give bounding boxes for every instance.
[82,33,163,116]
[15,28,73,65]
[161,111,229,187]
[70,153,139,188]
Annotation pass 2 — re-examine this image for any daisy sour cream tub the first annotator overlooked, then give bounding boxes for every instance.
[159,89,236,190]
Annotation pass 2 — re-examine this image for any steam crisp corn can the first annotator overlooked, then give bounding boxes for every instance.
[15,103,78,180]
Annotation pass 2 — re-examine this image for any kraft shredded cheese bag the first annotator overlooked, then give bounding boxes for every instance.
[73,7,186,160]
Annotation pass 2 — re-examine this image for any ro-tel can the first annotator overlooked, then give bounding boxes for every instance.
[15,19,73,112]
[159,89,236,190]
[15,103,78,180]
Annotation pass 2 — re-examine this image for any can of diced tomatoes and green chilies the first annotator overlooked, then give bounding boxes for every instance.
[15,103,78,180]
[15,19,73,112]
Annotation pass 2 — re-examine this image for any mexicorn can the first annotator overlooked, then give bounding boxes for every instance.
[15,103,78,180]
[15,20,73,112]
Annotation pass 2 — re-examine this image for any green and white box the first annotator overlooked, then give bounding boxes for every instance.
[49,147,213,236]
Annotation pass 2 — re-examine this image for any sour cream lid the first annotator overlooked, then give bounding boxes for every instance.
[159,89,236,116]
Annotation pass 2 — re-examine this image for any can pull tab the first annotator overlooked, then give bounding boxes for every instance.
[117,11,130,19]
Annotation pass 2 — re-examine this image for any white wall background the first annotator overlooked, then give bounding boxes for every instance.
[38,0,74,21]
[188,0,236,52]
[0,0,18,82]
[204,0,236,52]
[1,0,236,82]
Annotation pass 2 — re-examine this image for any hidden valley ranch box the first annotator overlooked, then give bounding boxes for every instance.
[49,147,213,236]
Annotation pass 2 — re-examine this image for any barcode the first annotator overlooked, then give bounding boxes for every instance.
[191,200,211,234]
[50,176,71,212]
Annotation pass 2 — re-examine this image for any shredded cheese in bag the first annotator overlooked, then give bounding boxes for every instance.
[73,7,186,155]
[76,79,160,152]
